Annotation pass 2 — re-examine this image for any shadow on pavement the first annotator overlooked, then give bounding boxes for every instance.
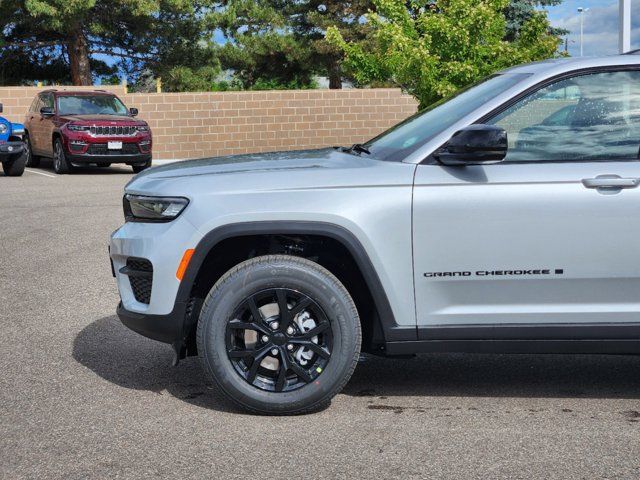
[344,350,640,400]
[73,315,243,414]
[74,316,640,414]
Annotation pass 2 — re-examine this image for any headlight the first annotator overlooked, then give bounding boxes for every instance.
[123,194,189,222]
[67,124,90,132]
[136,125,149,132]
[0,124,7,134]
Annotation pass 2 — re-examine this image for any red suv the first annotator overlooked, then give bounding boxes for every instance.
[23,90,152,174]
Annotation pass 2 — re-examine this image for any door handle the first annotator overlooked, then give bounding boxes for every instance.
[582,175,639,190]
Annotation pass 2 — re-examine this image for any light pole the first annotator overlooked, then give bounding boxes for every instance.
[619,0,631,53]
[577,7,588,57]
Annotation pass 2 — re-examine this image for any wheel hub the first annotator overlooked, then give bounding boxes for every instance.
[272,332,286,346]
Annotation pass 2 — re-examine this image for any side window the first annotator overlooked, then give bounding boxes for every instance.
[42,93,54,110]
[29,97,39,113]
[487,70,640,162]
[34,95,43,113]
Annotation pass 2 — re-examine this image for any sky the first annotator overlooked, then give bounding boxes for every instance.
[545,0,639,56]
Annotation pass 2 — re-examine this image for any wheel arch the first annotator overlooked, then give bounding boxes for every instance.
[176,221,409,356]
[52,130,63,147]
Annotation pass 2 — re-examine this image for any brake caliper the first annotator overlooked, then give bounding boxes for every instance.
[294,311,318,366]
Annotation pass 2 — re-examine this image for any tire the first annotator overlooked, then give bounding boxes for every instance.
[197,254,361,415]
[52,138,72,174]
[132,160,151,173]
[1,152,26,176]
[24,134,40,167]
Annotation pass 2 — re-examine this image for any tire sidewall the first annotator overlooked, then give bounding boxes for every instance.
[198,257,360,414]
[53,139,69,174]
[24,135,33,167]
[2,152,26,176]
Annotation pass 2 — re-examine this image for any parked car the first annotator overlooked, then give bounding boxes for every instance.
[0,103,27,177]
[24,90,152,174]
[110,53,640,415]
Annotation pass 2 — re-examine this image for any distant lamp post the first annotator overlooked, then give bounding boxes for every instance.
[619,0,631,53]
[577,7,589,57]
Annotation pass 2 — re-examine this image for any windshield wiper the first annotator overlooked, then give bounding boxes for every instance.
[344,143,371,155]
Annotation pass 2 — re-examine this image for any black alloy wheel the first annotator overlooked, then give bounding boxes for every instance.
[226,288,333,393]
[197,255,361,415]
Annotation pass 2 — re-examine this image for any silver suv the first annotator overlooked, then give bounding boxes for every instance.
[110,53,640,414]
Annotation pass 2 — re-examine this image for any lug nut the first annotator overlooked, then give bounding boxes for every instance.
[270,321,279,330]
[271,348,279,356]
[287,344,294,351]
[286,326,294,335]
[261,335,269,343]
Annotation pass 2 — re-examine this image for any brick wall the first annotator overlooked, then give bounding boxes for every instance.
[0,86,417,161]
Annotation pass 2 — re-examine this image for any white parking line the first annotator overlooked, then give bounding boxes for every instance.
[25,168,56,178]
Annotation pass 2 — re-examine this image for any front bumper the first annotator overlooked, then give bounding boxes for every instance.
[68,153,151,165]
[117,301,186,344]
[110,214,202,344]
[0,141,24,160]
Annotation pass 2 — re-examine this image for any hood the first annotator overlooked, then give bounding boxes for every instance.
[60,114,145,124]
[134,148,362,180]
[125,147,416,198]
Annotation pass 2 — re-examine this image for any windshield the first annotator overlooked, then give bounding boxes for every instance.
[57,95,129,116]
[364,73,531,162]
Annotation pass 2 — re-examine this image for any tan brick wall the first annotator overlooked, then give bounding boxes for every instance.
[0,87,417,160]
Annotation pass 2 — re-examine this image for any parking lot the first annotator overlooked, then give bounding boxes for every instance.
[2,163,640,479]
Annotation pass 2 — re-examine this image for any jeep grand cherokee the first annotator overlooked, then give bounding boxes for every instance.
[24,90,151,174]
[110,53,640,414]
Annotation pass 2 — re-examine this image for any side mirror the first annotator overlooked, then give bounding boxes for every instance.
[40,106,54,117]
[436,124,507,166]
[129,107,138,116]
[0,103,3,113]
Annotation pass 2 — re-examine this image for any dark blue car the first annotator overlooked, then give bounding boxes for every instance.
[0,103,27,176]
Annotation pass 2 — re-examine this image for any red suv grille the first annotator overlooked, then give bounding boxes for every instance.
[90,125,136,136]
[87,143,140,155]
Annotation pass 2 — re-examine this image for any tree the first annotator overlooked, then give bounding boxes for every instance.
[327,0,561,107]
[285,0,373,89]
[211,0,318,90]
[212,0,374,89]
[0,0,220,86]
[504,0,566,41]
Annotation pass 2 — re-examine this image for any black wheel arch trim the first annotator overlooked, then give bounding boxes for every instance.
[176,221,411,343]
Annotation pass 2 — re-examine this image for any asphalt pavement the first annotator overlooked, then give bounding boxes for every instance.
[1,161,640,479]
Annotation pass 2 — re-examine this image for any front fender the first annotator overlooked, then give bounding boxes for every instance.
[176,221,409,342]
[11,123,25,137]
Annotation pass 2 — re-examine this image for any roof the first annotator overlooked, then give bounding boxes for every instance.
[40,89,117,96]
[501,54,640,76]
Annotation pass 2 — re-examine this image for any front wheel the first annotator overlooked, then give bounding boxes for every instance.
[1,152,26,176]
[196,255,361,415]
[24,134,40,167]
[52,138,72,174]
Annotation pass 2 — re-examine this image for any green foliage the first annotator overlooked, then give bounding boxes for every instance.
[218,32,317,90]
[211,1,318,90]
[0,0,565,91]
[163,65,222,92]
[0,0,220,86]
[211,0,373,89]
[504,0,567,41]
[327,0,562,107]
